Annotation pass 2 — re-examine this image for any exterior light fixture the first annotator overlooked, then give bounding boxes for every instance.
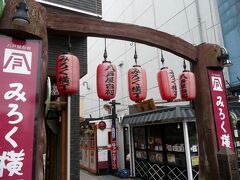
[218,47,232,67]
[222,59,232,67]
[12,0,30,26]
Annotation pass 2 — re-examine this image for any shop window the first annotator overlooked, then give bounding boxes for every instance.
[188,122,199,167]
[133,127,147,160]
[147,125,164,164]
[132,123,198,180]
[133,127,146,150]
[164,123,186,167]
[188,122,198,151]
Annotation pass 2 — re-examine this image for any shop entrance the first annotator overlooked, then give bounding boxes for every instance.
[132,122,198,180]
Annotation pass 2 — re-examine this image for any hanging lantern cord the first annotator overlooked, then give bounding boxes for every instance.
[160,49,165,65]
[103,38,108,61]
[68,35,72,53]
[183,59,187,70]
[134,42,138,65]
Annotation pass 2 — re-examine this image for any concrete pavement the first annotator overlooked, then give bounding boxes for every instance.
[80,169,133,180]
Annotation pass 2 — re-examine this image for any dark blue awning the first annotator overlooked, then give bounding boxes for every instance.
[122,106,195,126]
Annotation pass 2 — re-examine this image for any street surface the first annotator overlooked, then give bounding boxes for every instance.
[80,169,133,180]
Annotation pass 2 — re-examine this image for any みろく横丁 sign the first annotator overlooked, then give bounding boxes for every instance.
[208,69,234,151]
[0,35,41,179]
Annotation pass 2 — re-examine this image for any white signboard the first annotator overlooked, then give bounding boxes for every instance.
[98,149,108,162]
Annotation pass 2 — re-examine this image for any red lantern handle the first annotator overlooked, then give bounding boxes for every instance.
[103,38,107,62]
[134,42,138,65]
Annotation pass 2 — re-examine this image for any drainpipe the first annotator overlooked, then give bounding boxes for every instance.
[195,0,204,43]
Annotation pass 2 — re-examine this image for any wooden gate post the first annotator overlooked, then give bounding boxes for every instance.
[192,43,225,180]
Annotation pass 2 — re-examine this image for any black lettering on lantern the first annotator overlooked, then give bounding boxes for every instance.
[57,55,70,90]
[169,70,177,95]
[105,65,115,96]
[106,84,115,89]
[106,89,114,96]
[180,74,188,98]
[131,68,142,97]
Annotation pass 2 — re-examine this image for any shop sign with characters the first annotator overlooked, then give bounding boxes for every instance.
[0,35,41,179]
[208,69,234,151]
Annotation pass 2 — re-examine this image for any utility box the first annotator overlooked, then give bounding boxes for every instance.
[217,147,240,180]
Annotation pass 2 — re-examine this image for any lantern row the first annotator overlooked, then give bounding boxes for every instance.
[97,60,196,102]
[55,53,196,103]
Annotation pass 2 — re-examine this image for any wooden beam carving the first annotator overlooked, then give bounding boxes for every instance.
[47,13,197,62]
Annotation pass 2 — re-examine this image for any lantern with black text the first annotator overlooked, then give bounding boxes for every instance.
[179,70,196,100]
[157,67,177,101]
[128,65,147,102]
[56,53,80,96]
[97,61,117,100]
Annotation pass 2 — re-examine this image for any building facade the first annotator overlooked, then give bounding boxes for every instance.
[217,0,240,87]
[81,0,226,118]
[216,0,240,108]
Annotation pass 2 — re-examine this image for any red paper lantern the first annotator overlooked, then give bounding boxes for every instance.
[97,61,117,100]
[179,70,196,100]
[56,53,80,95]
[128,65,147,102]
[157,67,177,101]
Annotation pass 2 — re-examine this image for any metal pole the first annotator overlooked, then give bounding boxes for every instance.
[111,100,117,171]
[109,100,120,172]
[112,100,116,141]
[98,98,101,117]
[183,121,193,180]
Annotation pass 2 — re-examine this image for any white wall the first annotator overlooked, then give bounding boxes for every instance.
[80,0,226,118]
[91,119,112,147]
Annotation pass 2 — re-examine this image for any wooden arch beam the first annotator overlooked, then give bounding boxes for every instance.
[47,13,197,62]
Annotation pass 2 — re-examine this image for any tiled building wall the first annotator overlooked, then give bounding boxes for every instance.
[81,0,224,119]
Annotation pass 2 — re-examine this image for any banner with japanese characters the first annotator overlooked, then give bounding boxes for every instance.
[208,69,234,151]
[0,35,41,179]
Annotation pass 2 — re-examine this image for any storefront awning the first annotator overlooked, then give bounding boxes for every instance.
[122,106,195,125]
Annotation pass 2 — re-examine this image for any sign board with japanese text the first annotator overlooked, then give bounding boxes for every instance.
[111,140,117,170]
[135,98,156,112]
[0,35,41,179]
[208,69,234,151]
